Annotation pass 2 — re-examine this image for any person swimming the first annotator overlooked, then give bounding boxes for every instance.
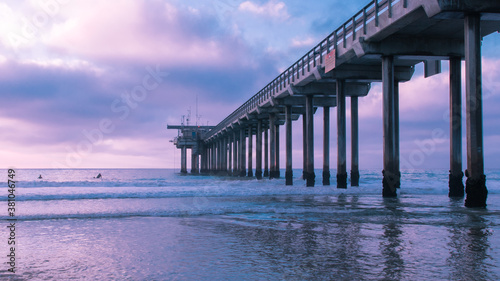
[38,174,42,179]
[96,173,102,179]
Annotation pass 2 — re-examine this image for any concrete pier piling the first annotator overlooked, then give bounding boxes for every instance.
[222,137,228,175]
[305,95,315,187]
[286,105,293,185]
[256,120,263,179]
[275,123,280,178]
[181,146,187,174]
[264,128,269,178]
[351,96,360,186]
[337,80,347,189]
[269,114,277,179]
[248,125,253,177]
[227,135,232,175]
[191,153,199,174]
[302,113,307,180]
[382,56,400,197]
[239,127,246,177]
[464,14,487,208]
[323,106,330,186]
[449,56,464,198]
[233,131,238,176]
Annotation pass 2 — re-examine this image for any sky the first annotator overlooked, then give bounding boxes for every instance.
[1,0,499,170]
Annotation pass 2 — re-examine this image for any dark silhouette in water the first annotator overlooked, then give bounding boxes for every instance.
[95,173,102,179]
[38,175,42,179]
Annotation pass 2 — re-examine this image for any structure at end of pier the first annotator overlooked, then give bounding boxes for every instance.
[168,125,214,174]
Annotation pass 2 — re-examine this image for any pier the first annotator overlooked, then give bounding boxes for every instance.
[168,0,500,208]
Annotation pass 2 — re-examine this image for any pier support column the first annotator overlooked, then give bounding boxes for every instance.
[305,95,315,187]
[351,96,360,186]
[207,145,211,172]
[181,146,187,174]
[240,128,246,177]
[217,140,220,173]
[302,113,307,180]
[214,141,218,173]
[264,127,269,177]
[337,80,347,189]
[204,146,209,174]
[464,14,487,208]
[222,137,227,174]
[269,114,277,179]
[323,106,331,186]
[449,56,464,197]
[248,125,253,177]
[213,143,217,173]
[382,55,400,197]
[275,123,280,178]
[191,152,199,174]
[228,135,232,175]
[285,105,293,185]
[216,140,221,173]
[200,147,205,174]
[233,131,238,176]
[256,120,263,179]
[222,139,226,173]
[217,140,221,173]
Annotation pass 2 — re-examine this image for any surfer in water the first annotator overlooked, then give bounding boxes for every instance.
[95,173,102,179]
[38,174,42,179]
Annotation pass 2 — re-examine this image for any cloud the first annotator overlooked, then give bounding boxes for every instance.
[238,0,290,21]
[291,37,315,48]
[39,0,251,68]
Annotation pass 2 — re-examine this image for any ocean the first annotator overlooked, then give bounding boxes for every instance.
[1,168,499,280]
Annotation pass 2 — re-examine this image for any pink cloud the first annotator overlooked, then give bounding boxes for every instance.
[46,0,246,67]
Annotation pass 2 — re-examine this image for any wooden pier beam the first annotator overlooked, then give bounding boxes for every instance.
[464,14,487,207]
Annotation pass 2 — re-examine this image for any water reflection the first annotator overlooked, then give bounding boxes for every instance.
[447,204,496,280]
[188,194,498,280]
[201,195,369,279]
[381,198,405,281]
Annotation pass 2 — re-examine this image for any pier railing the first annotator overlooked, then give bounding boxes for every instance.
[204,0,405,141]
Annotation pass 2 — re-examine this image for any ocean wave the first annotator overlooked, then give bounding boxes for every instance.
[1,169,499,203]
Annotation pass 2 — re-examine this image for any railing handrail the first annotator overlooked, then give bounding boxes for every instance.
[204,0,403,141]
